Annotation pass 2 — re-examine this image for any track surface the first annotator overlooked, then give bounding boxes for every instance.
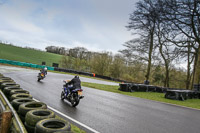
[1,66,200,133]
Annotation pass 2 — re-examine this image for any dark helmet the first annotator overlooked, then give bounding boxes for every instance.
[74,75,79,79]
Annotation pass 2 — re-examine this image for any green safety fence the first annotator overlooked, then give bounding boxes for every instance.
[0,59,54,70]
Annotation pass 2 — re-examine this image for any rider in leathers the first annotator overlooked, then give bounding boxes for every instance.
[66,75,81,97]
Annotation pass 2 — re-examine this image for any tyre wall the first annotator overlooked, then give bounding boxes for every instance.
[0,73,75,133]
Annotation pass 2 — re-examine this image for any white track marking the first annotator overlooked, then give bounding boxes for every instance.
[33,98,100,133]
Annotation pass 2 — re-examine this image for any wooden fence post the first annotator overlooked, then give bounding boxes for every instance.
[0,111,12,133]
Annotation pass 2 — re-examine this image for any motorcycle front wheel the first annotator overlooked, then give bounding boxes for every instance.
[61,91,65,100]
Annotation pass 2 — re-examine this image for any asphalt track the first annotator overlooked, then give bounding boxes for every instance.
[1,65,200,133]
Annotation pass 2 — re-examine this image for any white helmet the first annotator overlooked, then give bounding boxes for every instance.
[44,67,47,71]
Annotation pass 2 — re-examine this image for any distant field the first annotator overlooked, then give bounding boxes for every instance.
[0,43,62,66]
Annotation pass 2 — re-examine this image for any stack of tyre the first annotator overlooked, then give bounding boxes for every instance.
[0,73,72,133]
[119,83,133,92]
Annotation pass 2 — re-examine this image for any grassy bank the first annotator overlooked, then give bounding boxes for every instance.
[82,82,200,109]
[0,43,62,66]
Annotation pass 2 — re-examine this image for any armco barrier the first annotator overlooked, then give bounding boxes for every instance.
[0,59,54,71]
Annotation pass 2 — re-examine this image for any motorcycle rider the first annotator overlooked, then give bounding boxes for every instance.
[40,67,47,76]
[65,75,81,97]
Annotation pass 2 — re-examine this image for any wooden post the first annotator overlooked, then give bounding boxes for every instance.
[0,111,12,133]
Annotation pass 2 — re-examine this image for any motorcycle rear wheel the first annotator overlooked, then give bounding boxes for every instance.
[70,94,79,107]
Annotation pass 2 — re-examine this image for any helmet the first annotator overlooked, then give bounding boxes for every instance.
[74,75,79,79]
[44,67,47,71]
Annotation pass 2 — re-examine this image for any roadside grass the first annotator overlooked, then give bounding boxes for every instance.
[0,43,62,66]
[82,82,200,110]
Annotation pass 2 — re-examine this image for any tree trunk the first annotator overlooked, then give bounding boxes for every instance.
[194,46,200,85]
[146,30,154,81]
[165,63,169,87]
[191,52,198,89]
[158,38,170,87]
[186,44,191,89]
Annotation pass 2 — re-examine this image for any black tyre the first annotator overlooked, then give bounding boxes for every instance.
[24,122,35,133]
[3,86,22,97]
[35,118,71,133]
[0,77,12,80]
[71,100,79,107]
[25,109,55,127]
[1,82,20,91]
[164,93,168,98]
[61,91,65,100]
[10,93,33,101]
[70,93,79,107]
[0,79,15,86]
[11,98,35,111]
[9,89,29,99]
[38,78,41,82]
[18,102,47,117]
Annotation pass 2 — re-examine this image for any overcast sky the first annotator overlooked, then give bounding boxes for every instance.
[0,0,138,53]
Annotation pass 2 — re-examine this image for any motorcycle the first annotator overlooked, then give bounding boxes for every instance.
[37,71,45,82]
[61,80,84,107]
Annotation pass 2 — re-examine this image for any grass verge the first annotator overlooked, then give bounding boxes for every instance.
[82,82,200,110]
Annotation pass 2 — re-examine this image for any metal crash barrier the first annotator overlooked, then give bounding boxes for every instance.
[0,59,54,71]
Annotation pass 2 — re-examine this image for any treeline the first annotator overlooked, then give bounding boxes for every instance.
[45,46,67,55]
[45,46,186,89]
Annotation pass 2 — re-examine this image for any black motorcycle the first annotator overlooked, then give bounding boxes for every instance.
[61,81,84,107]
[37,71,45,82]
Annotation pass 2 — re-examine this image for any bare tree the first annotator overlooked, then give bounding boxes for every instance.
[156,29,180,87]
[162,0,200,85]
[124,0,159,82]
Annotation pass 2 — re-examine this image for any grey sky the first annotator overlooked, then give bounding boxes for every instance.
[0,0,138,53]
